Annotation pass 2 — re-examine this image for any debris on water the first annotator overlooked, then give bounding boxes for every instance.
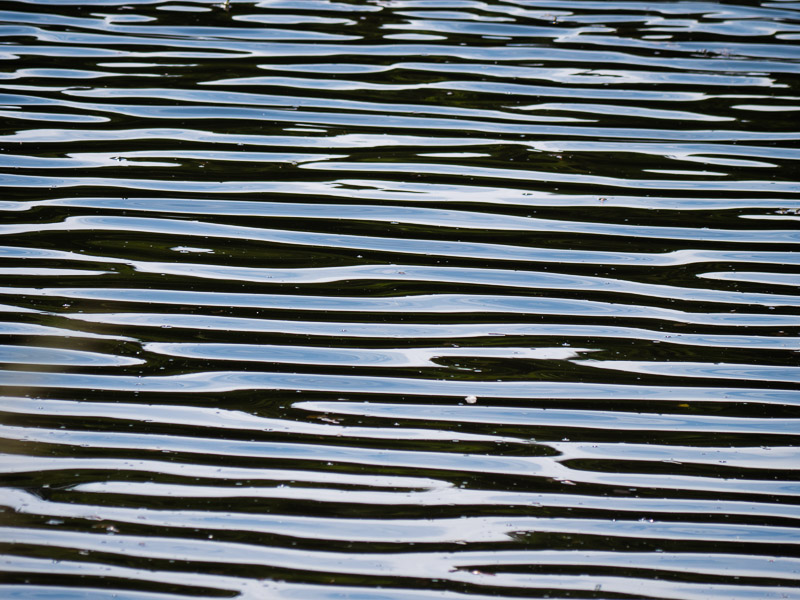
[464,395,477,404]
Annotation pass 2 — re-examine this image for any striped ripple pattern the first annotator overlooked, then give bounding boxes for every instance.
[0,0,799,599]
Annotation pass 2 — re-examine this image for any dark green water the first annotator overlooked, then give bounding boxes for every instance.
[1,0,799,598]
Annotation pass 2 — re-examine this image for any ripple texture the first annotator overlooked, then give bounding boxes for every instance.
[0,0,799,599]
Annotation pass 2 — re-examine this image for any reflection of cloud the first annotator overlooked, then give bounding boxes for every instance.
[0,344,143,368]
[0,337,143,414]
[0,268,112,276]
[143,342,596,368]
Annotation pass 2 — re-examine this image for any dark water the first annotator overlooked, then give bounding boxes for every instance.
[1,0,799,598]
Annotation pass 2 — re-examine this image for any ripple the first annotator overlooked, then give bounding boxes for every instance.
[1,0,798,598]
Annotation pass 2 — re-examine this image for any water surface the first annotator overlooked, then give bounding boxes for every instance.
[1,0,799,598]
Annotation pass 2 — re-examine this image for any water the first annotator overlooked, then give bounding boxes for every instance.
[0,0,799,598]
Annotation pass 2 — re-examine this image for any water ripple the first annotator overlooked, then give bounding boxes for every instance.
[1,0,798,598]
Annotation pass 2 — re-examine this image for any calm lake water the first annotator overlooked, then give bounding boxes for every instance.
[1,0,799,598]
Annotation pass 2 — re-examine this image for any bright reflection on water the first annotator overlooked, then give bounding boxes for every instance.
[0,0,799,598]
